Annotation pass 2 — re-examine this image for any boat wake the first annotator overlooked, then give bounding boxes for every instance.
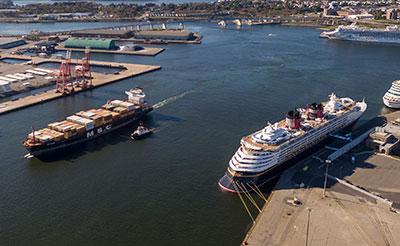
[153,89,196,109]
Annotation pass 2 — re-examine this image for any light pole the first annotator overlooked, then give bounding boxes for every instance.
[305,207,312,246]
[323,160,331,198]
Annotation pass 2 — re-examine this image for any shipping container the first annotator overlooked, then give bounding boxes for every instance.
[101,104,115,111]
[110,100,124,107]
[81,111,97,119]
[119,102,135,111]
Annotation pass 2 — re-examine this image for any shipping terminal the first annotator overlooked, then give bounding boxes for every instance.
[22,88,152,157]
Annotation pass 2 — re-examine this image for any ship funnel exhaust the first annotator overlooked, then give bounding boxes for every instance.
[286,110,301,129]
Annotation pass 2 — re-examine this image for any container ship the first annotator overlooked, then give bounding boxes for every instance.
[320,24,400,44]
[383,80,400,109]
[218,93,367,193]
[22,88,152,157]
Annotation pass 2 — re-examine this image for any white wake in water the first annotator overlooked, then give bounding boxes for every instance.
[152,89,196,109]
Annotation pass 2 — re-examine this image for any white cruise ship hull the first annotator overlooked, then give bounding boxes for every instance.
[383,98,400,109]
[219,97,367,193]
[383,92,400,109]
[321,25,400,44]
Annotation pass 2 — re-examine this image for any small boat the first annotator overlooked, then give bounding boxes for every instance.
[131,123,152,140]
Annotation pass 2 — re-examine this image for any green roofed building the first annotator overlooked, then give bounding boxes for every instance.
[65,38,116,50]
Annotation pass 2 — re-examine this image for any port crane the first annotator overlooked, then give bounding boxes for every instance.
[73,46,92,89]
[55,50,74,94]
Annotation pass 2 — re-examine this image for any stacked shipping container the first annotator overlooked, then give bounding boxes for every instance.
[27,100,141,144]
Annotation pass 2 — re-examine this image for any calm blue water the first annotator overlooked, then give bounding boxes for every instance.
[1,58,30,64]
[0,22,399,246]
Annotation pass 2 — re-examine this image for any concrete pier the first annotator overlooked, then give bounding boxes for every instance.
[242,112,400,246]
[55,46,165,56]
[0,55,161,115]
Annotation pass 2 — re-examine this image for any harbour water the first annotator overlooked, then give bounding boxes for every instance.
[0,22,399,245]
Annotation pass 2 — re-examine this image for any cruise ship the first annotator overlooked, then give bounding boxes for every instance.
[218,93,367,193]
[383,80,400,108]
[22,88,152,157]
[320,24,400,44]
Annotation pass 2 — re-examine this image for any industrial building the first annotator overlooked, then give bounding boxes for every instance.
[65,38,116,50]
[72,29,133,39]
[0,38,26,49]
[0,0,13,8]
[367,119,400,155]
[133,29,196,41]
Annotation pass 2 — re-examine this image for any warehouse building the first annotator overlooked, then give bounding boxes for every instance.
[0,0,13,8]
[65,38,117,50]
[72,29,133,39]
[133,29,196,41]
[0,38,26,49]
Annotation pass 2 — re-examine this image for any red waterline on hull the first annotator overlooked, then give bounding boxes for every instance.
[218,181,238,193]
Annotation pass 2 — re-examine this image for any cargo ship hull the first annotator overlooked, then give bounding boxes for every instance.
[25,107,152,157]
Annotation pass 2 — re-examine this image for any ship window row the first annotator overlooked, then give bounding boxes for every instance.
[287,115,345,145]
[233,156,272,166]
[388,91,400,97]
[251,116,349,163]
[278,118,348,160]
[234,160,275,170]
[240,147,273,157]
[237,151,273,161]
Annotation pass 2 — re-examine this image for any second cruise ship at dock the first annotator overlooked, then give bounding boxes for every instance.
[218,93,367,193]
[320,24,400,44]
[383,80,400,108]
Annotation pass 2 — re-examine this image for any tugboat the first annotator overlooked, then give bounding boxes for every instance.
[131,122,152,140]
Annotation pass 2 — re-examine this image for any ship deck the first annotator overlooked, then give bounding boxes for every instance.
[242,102,356,151]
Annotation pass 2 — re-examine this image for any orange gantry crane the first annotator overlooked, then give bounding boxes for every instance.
[55,47,92,94]
[55,50,74,94]
[73,46,92,89]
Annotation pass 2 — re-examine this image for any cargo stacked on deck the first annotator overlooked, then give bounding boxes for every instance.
[48,120,85,139]
[22,88,153,157]
[29,128,65,143]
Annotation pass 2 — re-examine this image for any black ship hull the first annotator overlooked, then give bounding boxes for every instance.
[131,131,152,140]
[25,107,152,157]
[218,141,327,193]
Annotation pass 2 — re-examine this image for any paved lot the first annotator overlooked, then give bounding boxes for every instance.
[56,45,165,56]
[244,166,400,246]
[243,113,400,246]
[0,55,161,115]
[330,153,400,203]
[0,61,57,94]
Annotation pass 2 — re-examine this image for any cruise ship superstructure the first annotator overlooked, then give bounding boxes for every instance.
[218,93,367,193]
[383,80,400,108]
[320,24,400,44]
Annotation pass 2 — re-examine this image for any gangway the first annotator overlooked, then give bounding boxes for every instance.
[329,133,352,141]
[325,146,339,151]
[326,128,375,163]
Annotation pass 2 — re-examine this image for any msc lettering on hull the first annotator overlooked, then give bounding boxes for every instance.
[86,125,112,138]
